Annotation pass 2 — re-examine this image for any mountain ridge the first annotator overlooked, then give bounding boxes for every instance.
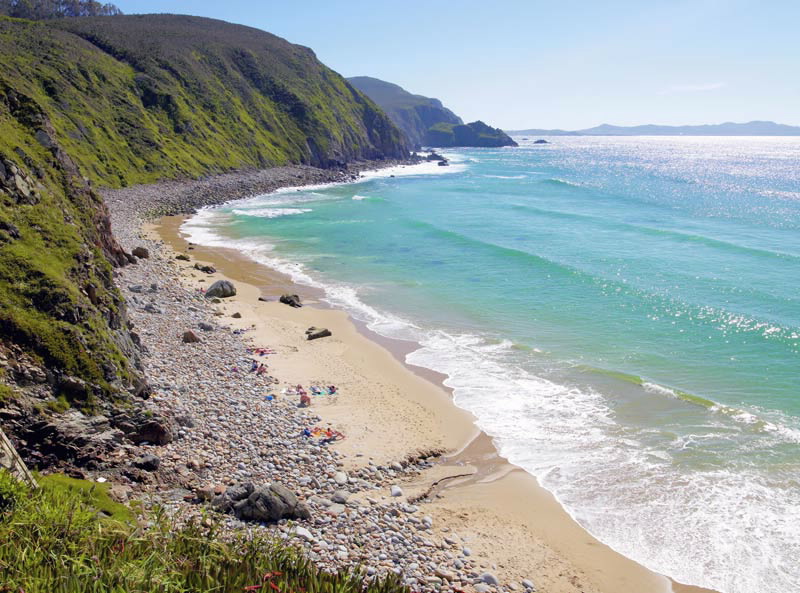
[508,120,800,136]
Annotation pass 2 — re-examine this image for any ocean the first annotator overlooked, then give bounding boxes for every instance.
[183,137,800,593]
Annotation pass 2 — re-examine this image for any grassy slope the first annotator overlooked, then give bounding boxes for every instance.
[0,15,406,189]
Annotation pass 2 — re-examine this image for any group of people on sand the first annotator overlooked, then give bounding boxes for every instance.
[302,426,344,444]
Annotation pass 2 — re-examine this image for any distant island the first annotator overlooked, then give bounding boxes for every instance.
[508,120,800,136]
[349,76,517,149]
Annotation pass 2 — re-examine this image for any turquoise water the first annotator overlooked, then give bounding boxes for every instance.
[184,137,800,593]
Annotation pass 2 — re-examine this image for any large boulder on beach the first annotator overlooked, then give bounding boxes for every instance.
[306,327,331,340]
[205,279,236,298]
[212,482,310,523]
[131,246,149,259]
[182,330,201,343]
[279,293,302,308]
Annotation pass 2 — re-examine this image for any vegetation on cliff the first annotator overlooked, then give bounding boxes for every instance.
[424,120,518,148]
[348,76,462,149]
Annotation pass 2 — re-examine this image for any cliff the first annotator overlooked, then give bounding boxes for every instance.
[348,76,462,149]
[0,14,408,471]
[424,120,518,148]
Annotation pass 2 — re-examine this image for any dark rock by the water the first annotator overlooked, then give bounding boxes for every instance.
[306,327,332,341]
[182,330,201,343]
[212,482,310,523]
[205,279,236,298]
[132,246,149,259]
[133,454,161,471]
[279,293,302,308]
[193,263,216,274]
[533,139,549,144]
[231,312,242,319]
[437,160,449,166]
[175,253,190,261]
[426,152,447,162]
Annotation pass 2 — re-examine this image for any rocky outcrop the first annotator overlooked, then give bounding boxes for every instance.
[212,482,311,523]
[306,327,332,341]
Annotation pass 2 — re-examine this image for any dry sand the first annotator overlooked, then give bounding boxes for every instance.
[152,215,716,593]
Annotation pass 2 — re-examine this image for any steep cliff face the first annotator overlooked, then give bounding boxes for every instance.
[424,120,518,148]
[348,76,462,149]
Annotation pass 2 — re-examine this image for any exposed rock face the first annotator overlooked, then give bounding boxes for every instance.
[212,482,311,523]
[205,280,236,299]
[424,120,518,148]
[280,293,302,308]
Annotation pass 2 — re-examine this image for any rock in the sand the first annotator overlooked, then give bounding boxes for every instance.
[198,322,214,332]
[480,572,500,586]
[205,280,236,299]
[176,253,190,261]
[306,326,332,341]
[333,471,348,485]
[279,293,302,308]
[129,284,145,293]
[132,454,161,471]
[331,489,350,504]
[231,312,242,319]
[193,263,216,274]
[182,330,201,343]
[522,579,536,591]
[391,485,403,497]
[132,246,149,259]
[462,547,472,556]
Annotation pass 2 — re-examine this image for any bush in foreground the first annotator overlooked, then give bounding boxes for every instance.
[0,471,408,593]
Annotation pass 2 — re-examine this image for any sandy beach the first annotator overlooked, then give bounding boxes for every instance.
[149,213,715,593]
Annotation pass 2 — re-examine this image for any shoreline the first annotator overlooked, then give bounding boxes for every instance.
[151,206,715,593]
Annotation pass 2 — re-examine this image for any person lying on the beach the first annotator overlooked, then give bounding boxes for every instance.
[327,385,337,394]
[296,384,307,395]
[310,386,323,395]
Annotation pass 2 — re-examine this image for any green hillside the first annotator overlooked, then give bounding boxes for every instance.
[348,76,462,149]
[1,15,406,188]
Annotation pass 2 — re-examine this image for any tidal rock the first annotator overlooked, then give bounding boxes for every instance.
[175,253,190,261]
[132,246,149,259]
[205,280,236,299]
[193,263,216,274]
[279,293,302,308]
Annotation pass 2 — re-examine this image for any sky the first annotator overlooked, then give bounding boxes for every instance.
[114,0,800,130]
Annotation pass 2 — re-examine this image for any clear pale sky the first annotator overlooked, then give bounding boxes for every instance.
[114,0,799,130]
